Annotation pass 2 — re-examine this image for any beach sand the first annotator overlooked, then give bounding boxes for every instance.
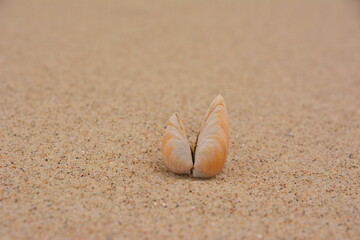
[0,0,359,239]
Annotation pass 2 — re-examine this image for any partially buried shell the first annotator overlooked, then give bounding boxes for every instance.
[161,95,229,178]
[161,113,193,174]
[193,95,229,178]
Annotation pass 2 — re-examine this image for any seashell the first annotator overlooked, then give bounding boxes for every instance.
[161,95,229,178]
[161,113,193,174]
[193,95,229,178]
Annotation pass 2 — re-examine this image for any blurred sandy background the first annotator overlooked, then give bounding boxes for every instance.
[0,0,359,239]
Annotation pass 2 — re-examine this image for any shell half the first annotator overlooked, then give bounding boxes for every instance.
[193,95,229,178]
[161,113,193,174]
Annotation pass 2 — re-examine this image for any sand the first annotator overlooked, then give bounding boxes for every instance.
[0,0,359,239]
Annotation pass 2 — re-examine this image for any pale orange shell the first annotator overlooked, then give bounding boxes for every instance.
[161,113,193,174]
[193,95,229,178]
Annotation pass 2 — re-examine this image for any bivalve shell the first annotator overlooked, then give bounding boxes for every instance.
[161,95,229,178]
[161,113,193,174]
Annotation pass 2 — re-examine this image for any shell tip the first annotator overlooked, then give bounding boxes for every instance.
[216,94,224,100]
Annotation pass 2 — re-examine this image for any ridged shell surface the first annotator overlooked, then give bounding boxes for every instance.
[193,95,229,178]
[161,113,193,174]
